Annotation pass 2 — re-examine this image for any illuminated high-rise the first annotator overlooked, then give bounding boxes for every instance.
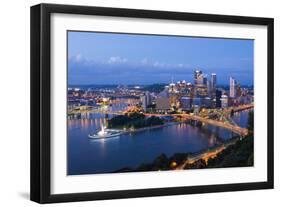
[194,70,202,85]
[141,91,152,111]
[229,77,236,98]
[210,73,217,97]
[221,94,229,108]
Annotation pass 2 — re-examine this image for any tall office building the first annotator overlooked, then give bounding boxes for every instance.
[203,75,208,85]
[140,95,147,111]
[194,70,202,85]
[210,73,217,97]
[215,89,222,108]
[141,91,152,111]
[229,77,237,98]
[236,83,242,97]
[207,80,211,97]
[145,91,152,106]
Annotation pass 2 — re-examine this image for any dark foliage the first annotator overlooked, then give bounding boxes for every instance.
[141,84,166,93]
[107,113,164,129]
[200,135,254,168]
[247,110,254,132]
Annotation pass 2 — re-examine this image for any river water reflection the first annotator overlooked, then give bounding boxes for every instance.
[67,103,251,175]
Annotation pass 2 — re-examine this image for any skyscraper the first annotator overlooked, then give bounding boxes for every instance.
[207,80,211,97]
[210,73,217,97]
[229,77,236,98]
[215,89,222,108]
[140,95,147,111]
[194,70,202,85]
[203,75,208,85]
[141,91,152,111]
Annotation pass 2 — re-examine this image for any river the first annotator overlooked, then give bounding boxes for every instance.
[67,101,251,175]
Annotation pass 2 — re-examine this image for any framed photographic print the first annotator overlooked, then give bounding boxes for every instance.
[30,3,274,203]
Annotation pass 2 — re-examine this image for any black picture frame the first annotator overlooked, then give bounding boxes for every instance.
[30,3,274,204]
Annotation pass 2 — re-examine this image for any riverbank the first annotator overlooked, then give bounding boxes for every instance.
[120,122,181,135]
[176,136,240,170]
[68,109,253,175]
[114,134,253,173]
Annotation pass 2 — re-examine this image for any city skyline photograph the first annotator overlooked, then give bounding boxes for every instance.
[67,31,254,175]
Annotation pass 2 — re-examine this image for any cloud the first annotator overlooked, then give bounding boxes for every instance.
[141,58,148,64]
[67,55,253,85]
[69,54,88,63]
[108,56,128,64]
[153,61,165,67]
[69,55,192,71]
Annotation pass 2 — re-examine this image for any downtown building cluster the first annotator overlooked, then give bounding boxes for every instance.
[141,70,253,114]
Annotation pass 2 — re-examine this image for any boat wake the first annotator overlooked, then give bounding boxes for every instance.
[88,124,123,139]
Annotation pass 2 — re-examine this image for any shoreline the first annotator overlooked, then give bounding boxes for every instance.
[113,134,251,173]
[175,136,240,170]
[119,122,181,134]
[108,121,241,166]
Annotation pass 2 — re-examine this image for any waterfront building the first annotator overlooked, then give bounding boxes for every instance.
[140,95,147,111]
[202,97,212,108]
[193,105,200,115]
[215,89,222,108]
[156,97,170,113]
[237,95,254,105]
[236,83,242,97]
[141,91,152,112]
[180,97,192,111]
[229,77,237,98]
[220,94,229,108]
[228,97,240,106]
[192,97,202,108]
[156,87,170,113]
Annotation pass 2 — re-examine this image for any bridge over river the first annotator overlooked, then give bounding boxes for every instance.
[144,104,253,137]
[69,104,253,137]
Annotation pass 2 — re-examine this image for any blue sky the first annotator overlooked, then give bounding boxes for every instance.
[68,31,254,85]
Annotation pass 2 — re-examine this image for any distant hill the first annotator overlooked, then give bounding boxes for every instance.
[140,84,166,93]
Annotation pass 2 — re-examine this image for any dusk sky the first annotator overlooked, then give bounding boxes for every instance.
[68,31,254,85]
